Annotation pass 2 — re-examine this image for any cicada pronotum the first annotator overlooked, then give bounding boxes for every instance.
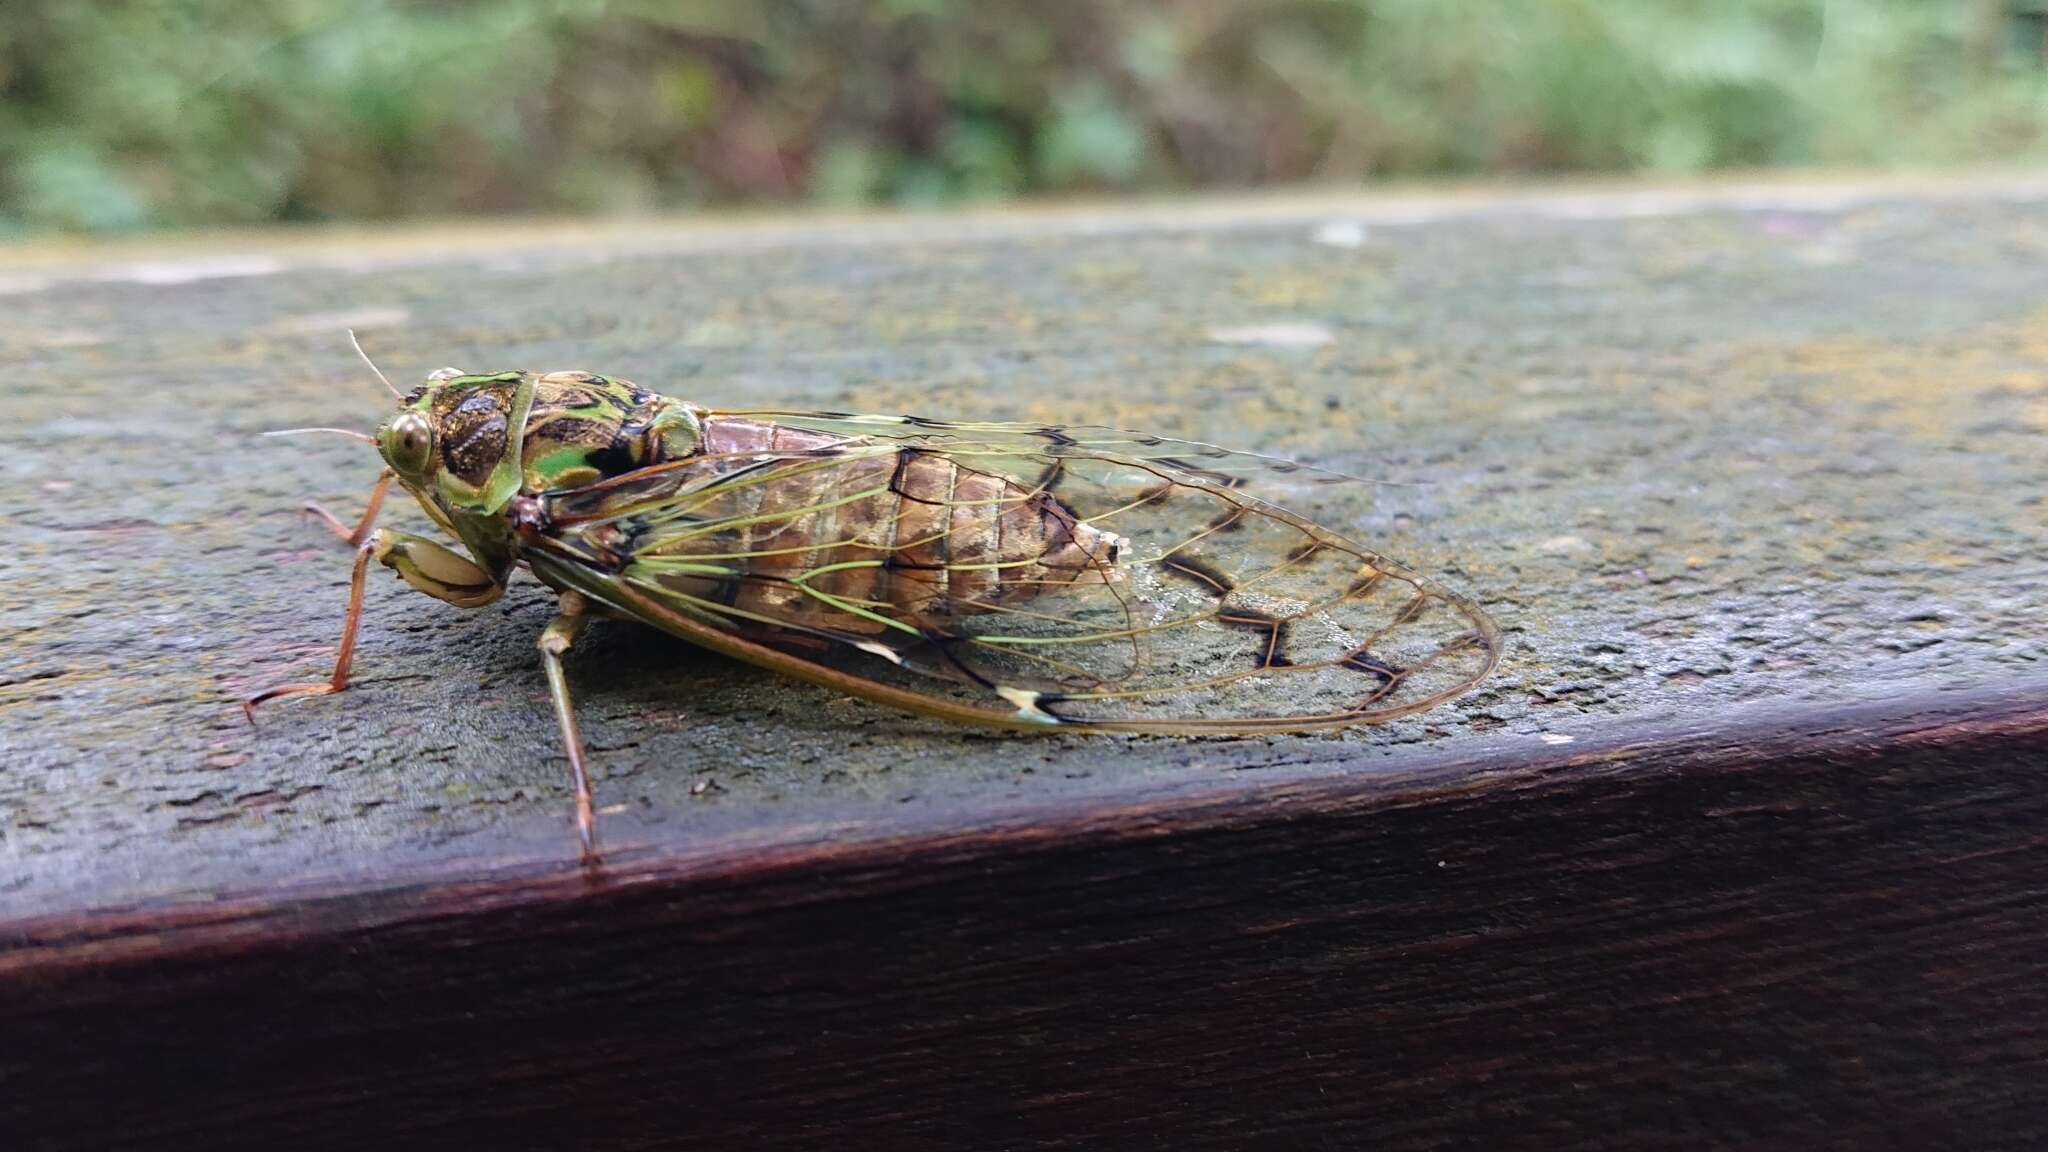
[251,340,1500,860]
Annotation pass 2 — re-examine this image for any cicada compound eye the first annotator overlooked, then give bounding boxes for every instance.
[382,410,436,478]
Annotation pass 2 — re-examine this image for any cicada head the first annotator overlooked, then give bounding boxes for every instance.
[377,368,707,515]
[376,368,532,517]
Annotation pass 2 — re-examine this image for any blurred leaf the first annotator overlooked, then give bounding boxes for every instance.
[1121,17,1182,85]
[812,141,888,204]
[611,0,765,39]
[554,160,660,213]
[1642,120,1715,171]
[1035,80,1147,187]
[15,142,149,231]
[890,158,954,206]
[655,57,722,127]
[881,0,956,20]
[940,117,1026,199]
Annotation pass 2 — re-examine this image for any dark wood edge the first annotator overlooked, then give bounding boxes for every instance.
[7,676,2045,972]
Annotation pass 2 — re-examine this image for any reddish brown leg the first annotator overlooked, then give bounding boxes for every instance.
[305,468,394,546]
[244,538,378,723]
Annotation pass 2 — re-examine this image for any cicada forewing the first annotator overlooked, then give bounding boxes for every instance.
[521,413,1500,734]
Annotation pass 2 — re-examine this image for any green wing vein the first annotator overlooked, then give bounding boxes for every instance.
[525,412,1500,732]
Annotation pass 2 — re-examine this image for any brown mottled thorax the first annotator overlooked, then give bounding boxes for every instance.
[431,379,519,488]
[519,373,702,493]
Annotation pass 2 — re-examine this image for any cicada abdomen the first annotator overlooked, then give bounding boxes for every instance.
[634,417,1126,631]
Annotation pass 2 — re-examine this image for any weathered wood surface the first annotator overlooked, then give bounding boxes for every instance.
[3,175,2046,1148]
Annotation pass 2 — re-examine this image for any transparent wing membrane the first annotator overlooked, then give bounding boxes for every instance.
[527,411,1499,733]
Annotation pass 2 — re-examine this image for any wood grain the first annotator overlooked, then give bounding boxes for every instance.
[6,684,2045,1149]
[4,176,2047,1148]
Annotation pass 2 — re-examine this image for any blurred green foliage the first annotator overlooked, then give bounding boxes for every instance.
[3,0,2046,232]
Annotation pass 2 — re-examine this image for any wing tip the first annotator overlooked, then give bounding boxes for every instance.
[995,685,1068,726]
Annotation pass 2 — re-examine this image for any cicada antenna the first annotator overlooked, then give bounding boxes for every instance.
[350,329,404,400]
[261,427,378,443]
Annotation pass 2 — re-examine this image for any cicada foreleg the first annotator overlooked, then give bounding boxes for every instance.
[376,531,506,609]
[304,467,395,547]
[245,530,506,721]
[537,591,599,864]
[244,536,379,720]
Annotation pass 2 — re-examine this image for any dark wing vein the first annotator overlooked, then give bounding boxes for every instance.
[526,413,1500,733]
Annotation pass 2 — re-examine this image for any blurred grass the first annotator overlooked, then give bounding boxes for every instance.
[2,0,2046,233]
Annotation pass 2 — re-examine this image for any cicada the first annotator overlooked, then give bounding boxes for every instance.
[252,343,1500,860]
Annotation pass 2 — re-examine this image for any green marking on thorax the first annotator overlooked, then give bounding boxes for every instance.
[531,444,605,488]
[477,373,537,513]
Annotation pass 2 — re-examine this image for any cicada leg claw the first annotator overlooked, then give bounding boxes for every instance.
[244,538,378,723]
